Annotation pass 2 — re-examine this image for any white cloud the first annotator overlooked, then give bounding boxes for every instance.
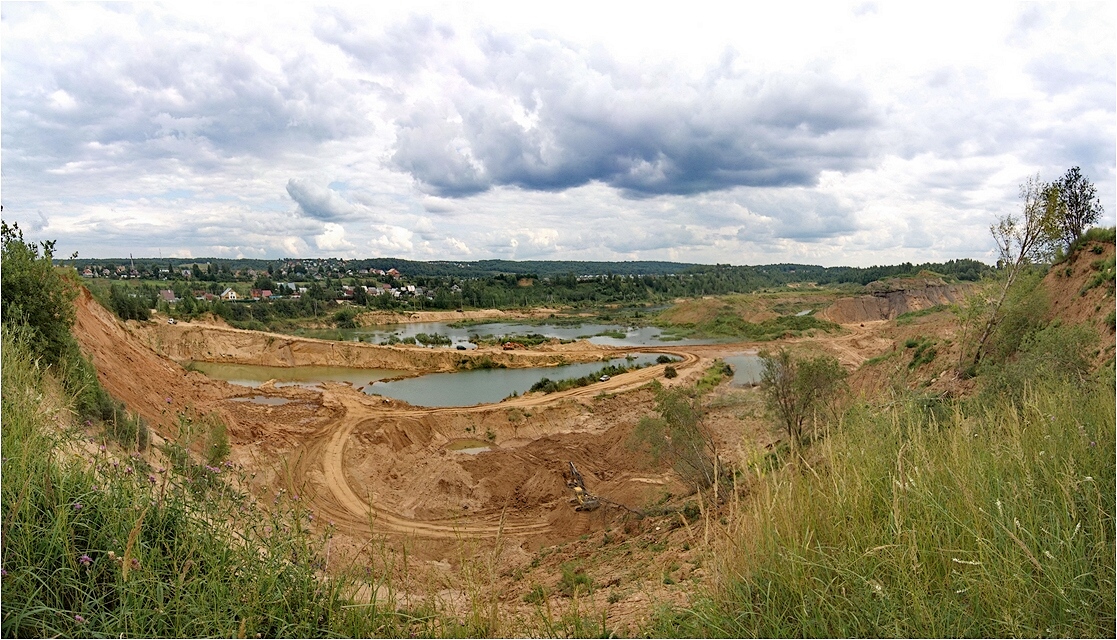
[0,2,1112,266]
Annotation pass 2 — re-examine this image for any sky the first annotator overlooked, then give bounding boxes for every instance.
[1,1,1114,267]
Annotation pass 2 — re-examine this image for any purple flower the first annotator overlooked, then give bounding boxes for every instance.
[79,554,92,566]
[72,502,83,511]
[74,614,85,624]
[124,467,133,475]
[165,397,172,404]
[1,568,8,577]
[130,558,141,570]
[148,475,157,484]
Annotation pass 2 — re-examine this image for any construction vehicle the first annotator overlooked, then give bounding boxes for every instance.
[564,462,600,512]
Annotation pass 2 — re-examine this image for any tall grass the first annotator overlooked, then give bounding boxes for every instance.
[662,371,1115,637]
[0,326,426,637]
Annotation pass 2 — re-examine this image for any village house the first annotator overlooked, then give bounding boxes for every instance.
[158,290,178,304]
[220,287,238,301]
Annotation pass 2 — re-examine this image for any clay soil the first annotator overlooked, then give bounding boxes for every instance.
[68,246,1114,632]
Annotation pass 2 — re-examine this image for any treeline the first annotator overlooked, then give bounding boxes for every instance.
[93,256,992,328]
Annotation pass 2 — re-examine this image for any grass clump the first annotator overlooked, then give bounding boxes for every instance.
[0,327,433,637]
[895,304,951,326]
[663,351,1115,637]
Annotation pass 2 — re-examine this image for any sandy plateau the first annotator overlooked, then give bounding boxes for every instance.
[68,245,1115,632]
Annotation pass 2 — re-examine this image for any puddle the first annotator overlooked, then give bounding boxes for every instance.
[723,353,765,386]
[445,438,493,454]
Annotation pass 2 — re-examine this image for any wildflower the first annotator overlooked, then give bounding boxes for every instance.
[1044,550,1055,561]
[79,554,92,566]
[74,615,85,624]
[1,568,8,577]
[124,467,133,475]
[72,502,83,512]
[166,397,172,404]
[1084,476,1094,482]
[130,558,141,571]
[1089,440,1096,447]
[148,475,157,484]
[99,445,106,451]
[995,499,1003,514]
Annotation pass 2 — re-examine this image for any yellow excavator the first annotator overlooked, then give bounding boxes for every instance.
[564,461,600,512]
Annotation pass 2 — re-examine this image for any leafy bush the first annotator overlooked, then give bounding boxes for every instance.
[630,386,722,490]
[0,221,78,365]
[760,349,848,453]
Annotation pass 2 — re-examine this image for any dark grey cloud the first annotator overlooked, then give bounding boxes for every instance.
[286,178,356,220]
[313,25,882,198]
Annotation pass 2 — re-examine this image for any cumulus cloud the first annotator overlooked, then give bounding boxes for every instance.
[286,178,357,220]
[1,3,1112,265]
[374,31,881,198]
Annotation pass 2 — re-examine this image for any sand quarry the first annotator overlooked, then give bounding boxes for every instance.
[70,252,1115,630]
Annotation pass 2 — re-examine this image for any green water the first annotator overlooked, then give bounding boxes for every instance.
[188,361,406,389]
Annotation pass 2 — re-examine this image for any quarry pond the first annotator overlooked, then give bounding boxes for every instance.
[190,353,673,407]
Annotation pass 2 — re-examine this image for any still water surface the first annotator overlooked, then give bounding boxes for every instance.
[366,353,668,407]
[191,354,670,407]
[723,354,765,386]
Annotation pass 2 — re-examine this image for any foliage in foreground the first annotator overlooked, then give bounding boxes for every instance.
[653,365,1114,638]
[0,327,428,638]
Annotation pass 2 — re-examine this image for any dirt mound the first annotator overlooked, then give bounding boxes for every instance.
[821,277,969,324]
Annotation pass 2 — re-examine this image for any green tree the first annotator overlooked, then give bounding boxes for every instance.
[631,386,721,490]
[1052,166,1104,248]
[0,221,78,365]
[760,348,848,455]
[971,175,1063,366]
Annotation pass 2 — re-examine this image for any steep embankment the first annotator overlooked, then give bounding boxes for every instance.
[1042,234,1116,357]
[820,276,969,323]
[71,289,233,431]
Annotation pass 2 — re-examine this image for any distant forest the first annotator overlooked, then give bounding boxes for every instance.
[65,255,990,283]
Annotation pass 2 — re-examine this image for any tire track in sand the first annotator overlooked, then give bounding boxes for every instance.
[305,348,702,539]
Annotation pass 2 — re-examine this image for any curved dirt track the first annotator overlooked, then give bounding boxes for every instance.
[294,347,703,540]
[70,290,705,543]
